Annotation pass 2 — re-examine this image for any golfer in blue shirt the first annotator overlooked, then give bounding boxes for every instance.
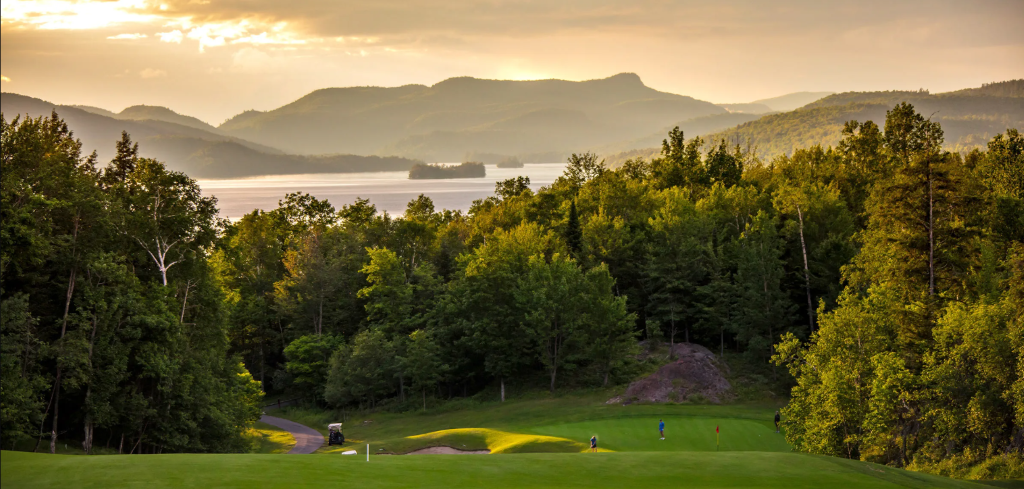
[659,419,665,440]
[590,435,598,452]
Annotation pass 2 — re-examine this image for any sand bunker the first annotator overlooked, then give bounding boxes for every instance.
[404,447,491,455]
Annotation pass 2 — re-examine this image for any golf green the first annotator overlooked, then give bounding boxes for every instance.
[530,416,790,452]
[0,450,993,489]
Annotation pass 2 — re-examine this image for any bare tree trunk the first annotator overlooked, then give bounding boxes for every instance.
[83,316,100,454]
[259,340,265,387]
[50,368,61,454]
[50,263,77,455]
[550,365,557,393]
[500,378,505,402]
[34,385,56,452]
[669,308,676,360]
[796,205,814,332]
[83,413,93,454]
[118,434,124,454]
[422,388,426,411]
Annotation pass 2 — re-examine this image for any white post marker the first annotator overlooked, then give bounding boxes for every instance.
[367,443,369,462]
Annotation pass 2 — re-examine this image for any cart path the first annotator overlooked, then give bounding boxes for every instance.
[260,415,324,454]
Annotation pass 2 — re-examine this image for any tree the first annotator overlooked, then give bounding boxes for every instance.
[773,181,856,332]
[518,254,588,392]
[331,329,395,408]
[645,188,709,350]
[563,152,605,194]
[283,334,342,403]
[650,127,706,194]
[704,139,743,188]
[112,156,219,287]
[732,211,793,362]
[400,330,447,410]
[359,248,413,334]
[579,264,637,386]
[448,223,554,401]
[495,176,531,200]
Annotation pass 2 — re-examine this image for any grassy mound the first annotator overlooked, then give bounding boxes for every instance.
[406,428,595,454]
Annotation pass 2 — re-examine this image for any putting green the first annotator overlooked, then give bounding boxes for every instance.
[0,450,991,489]
[530,416,790,452]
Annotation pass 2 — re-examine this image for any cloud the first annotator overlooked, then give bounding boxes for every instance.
[158,30,183,43]
[139,68,167,78]
[107,33,147,40]
[0,75,10,83]
[2,0,161,30]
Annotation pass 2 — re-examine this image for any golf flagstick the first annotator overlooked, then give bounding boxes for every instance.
[716,425,719,451]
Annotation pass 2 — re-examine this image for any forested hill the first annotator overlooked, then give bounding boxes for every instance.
[216,73,727,161]
[1,93,423,178]
[703,82,1024,156]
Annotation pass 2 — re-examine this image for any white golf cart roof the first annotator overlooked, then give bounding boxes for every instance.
[328,423,343,431]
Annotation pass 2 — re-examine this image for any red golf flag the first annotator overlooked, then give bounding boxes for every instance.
[716,425,719,433]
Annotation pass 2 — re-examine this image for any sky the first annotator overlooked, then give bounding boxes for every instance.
[2,0,1023,125]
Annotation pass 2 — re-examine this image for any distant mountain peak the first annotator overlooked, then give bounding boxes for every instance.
[593,72,644,86]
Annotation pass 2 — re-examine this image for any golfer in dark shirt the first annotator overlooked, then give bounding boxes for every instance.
[774,411,781,433]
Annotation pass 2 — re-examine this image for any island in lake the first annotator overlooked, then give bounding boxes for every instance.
[496,156,524,168]
[409,162,486,179]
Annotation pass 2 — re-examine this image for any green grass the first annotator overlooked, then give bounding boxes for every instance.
[275,390,786,450]
[2,393,1006,488]
[252,421,295,454]
[529,416,791,452]
[0,450,995,489]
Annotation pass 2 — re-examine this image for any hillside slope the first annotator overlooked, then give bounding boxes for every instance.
[2,93,421,178]
[218,73,727,161]
[704,84,1023,156]
[753,91,835,111]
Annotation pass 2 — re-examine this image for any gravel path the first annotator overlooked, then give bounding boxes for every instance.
[260,415,324,454]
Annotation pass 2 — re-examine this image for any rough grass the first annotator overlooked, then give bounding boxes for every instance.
[252,421,295,454]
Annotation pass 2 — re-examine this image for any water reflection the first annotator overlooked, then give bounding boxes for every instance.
[197,163,568,219]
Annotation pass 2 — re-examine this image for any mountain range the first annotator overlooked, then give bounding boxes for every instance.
[3,76,1020,178]
[216,73,730,161]
[1,93,421,178]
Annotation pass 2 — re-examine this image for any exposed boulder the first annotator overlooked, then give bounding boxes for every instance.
[611,343,732,404]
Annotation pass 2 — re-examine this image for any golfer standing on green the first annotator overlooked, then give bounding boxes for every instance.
[659,419,665,440]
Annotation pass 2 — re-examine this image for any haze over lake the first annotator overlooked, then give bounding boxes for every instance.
[198,163,568,218]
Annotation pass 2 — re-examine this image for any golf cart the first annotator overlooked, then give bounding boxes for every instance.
[328,423,345,446]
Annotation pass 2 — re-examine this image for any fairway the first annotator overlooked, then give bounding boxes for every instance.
[530,416,791,452]
[3,399,1011,488]
[0,450,995,489]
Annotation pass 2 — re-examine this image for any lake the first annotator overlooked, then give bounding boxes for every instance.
[198,163,568,219]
